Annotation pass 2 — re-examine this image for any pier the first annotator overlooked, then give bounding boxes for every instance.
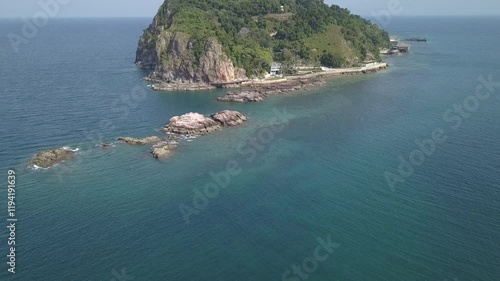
[381,35,412,55]
[396,43,411,53]
[403,37,427,42]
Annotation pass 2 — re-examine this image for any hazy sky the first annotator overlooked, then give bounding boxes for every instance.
[1,0,499,18]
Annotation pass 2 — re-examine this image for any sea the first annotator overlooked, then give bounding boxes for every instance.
[0,16,499,281]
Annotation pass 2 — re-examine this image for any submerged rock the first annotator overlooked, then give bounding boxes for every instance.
[117,136,162,145]
[211,110,247,126]
[163,112,222,135]
[30,148,75,168]
[98,142,114,148]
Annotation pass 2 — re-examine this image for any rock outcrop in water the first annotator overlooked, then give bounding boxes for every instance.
[211,110,248,126]
[163,111,247,135]
[28,111,247,166]
[218,91,265,103]
[31,148,75,168]
[218,78,326,103]
[151,142,178,159]
[163,112,222,135]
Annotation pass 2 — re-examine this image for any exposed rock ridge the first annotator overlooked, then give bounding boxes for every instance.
[29,110,248,167]
[163,110,247,135]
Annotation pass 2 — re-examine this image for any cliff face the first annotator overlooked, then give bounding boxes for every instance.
[135,4,246,86]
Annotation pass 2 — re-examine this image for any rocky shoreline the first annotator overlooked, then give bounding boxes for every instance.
[218,77,327,103]
[218,63,388,103]
[147,63,389,103]
[144,77,217,91]
[29,111,247,168]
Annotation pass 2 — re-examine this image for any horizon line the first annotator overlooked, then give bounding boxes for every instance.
[1,14,500,19]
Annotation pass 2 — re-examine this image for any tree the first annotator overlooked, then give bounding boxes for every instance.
[320,52,336,67]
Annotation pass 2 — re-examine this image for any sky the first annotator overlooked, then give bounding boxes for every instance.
[0,0,499,18]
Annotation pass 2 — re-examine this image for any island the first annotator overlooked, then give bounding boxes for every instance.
[135,0,390,92]
[27,0,394,168]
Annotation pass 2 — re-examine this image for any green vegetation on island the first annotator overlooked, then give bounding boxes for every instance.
[139,0,390,79]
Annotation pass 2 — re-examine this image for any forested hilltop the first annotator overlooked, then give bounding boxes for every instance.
[136,0,390,86]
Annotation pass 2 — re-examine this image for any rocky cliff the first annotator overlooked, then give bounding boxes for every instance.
[135,3,246,88]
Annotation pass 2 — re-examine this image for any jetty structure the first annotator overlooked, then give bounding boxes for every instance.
[396,43,411,53]
[381,36,411,55]
[403,37,427,42]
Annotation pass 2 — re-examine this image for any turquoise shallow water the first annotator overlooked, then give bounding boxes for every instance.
[0,17,499,280]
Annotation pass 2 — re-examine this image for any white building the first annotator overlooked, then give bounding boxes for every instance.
[270,63,282,76]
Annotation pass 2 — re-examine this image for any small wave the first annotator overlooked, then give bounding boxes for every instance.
[28,164,48,171]
[63,146,80,152]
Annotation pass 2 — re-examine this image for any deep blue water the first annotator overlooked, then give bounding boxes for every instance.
[0,17,499,281]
